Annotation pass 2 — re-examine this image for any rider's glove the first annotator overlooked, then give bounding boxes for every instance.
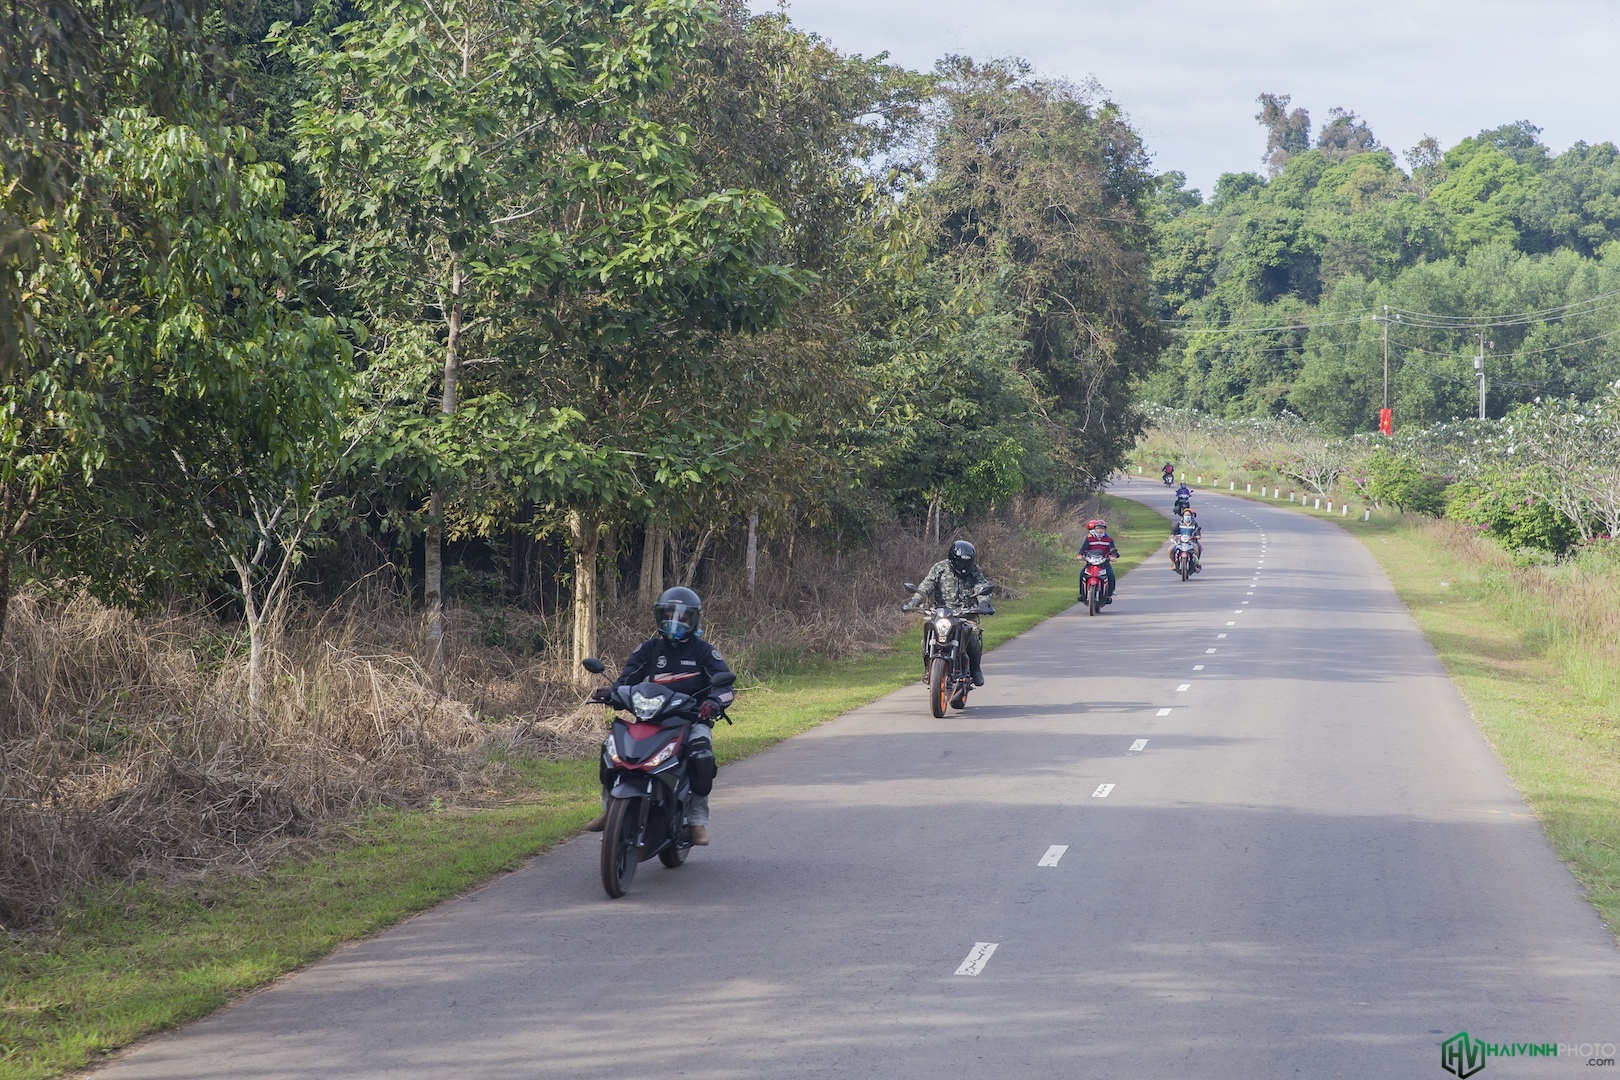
[588,687,612,704]
[698,699,720,722]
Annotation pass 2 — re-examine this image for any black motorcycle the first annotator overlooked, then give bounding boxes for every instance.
[582,657,735,898]
[1162,472,1175,487]
[903,581,994,718]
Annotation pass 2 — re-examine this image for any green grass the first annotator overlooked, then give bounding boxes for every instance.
[0,496,1164,1080]
[1343,514,1620,941]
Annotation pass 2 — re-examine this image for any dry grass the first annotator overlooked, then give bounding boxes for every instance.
[0,499,1095,931]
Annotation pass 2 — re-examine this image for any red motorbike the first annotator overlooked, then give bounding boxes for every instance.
[1081,551,1111,615]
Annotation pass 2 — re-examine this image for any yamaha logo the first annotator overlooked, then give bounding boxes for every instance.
[656,655,668,670]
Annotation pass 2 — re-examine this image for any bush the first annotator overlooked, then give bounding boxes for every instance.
[1443,469,1580,554]
[1366,451,1447,515]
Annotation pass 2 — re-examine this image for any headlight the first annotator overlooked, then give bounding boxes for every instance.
[643,739,682,770]
[631,692,663,720]
[934,616,954,637]
[604,735,624,767]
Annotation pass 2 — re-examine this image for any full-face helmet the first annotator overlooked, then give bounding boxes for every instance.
[948,539,977,576]
[653,586,702,643]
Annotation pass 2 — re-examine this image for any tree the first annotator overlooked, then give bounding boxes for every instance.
[1256,92,1310,177]
[1315,107,1380,163]
[0,110,347,666]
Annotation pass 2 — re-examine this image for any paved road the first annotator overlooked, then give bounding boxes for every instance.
[89,481,1620,1079]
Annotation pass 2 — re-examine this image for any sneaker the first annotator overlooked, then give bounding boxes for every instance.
[1105,596,1113,605]
[584,812,606,832]
[689,824,710,846]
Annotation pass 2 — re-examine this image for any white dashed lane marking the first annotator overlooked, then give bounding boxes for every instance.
[1176,684,1191,691]
[955,942,998,975]
[1193,665,1204,671]
[1038,845,1068,867]
[1091,784,1115,798]
[1128,739,1148,753]
[1206,648,1217,653]
[1156,708,1171,716]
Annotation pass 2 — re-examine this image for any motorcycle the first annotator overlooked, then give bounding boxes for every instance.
[1173,494,1191,516]
[1162,472,1175,487]
[1081,551,1111,615]
[903,581,994,718]
[1171,535,1199,581]
[581,657,735,898]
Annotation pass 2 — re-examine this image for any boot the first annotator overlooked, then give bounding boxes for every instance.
[971,665,985,687]
[689,824,710,846]
[584,812,606,832]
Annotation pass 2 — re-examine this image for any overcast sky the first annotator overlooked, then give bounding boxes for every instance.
[755,0,1620,196]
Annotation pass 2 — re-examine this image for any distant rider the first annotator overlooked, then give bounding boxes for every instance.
[585,586,733,846]
[1171,509,1203,572]
[903,539,992,688]
[1162,462,1175,485]
[1173,482,1193,515]
[1077,518,1120,604]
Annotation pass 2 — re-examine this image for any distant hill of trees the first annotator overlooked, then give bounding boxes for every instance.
[1144,94,1620,434]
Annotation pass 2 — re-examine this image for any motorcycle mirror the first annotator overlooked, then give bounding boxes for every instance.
[711,671,737,688]
[581,657,606,674]
[903,582,919,593]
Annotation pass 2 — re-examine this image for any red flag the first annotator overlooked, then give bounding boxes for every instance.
[1378,408,1393,436]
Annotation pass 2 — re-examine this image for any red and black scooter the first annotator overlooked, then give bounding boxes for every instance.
[582,657,735,898]
[1081,551,1111,615]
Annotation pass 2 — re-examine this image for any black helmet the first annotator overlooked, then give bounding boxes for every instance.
[653,586,702,643]
[948,539,976,576]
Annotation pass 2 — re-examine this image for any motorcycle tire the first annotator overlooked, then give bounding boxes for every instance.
[928,657,949,718]
[1180,558,1191,582]
[659,833,689,868]
[1087,584,1101,616]
[600,796,640,898]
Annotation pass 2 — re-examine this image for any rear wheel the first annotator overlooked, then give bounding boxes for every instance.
[928,657,949,718]
[599,796,640,898]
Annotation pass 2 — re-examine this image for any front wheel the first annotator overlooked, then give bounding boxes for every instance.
[600,796,640,898]
[1180,557,1191,582]
[928,656,949,718]
[1086,583,1101,616]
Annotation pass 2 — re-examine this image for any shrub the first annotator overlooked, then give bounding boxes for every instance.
[1444,469,1581,554]
[1366,451,1447,515]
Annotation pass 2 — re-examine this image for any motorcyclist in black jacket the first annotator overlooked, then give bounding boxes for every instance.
[584,586,734,846]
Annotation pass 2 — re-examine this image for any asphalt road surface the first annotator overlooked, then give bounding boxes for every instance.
[88,480,1620,1079]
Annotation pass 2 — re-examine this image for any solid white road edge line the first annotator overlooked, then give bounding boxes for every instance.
[955,942,998,976]
[1038,845,1068,867]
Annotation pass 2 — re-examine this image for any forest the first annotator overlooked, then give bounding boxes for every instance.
[1146,95,1620,432]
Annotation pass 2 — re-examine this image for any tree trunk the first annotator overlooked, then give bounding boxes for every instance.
[232,556,265,723]
[638,522,666,605]
[0,551,11,662]
[680,525,716,588]
[425,265,464,676]
[746,510,759,596]
[569,509,599,685]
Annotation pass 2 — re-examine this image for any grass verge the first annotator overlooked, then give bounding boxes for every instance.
[2,496,1163,1080]
[1343,513,1620,940]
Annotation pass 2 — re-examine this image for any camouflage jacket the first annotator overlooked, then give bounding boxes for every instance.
[915,558,990,610]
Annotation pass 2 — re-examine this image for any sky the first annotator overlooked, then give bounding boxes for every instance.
[753,0,1620,196]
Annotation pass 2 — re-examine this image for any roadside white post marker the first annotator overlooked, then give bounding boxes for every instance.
[1091,783,1114,798]
[1137,465,1143,474]
[1198,475,1203,483]
[1314,498,1321,509]
[1038,845,1068,867]
[1275,489,1280,499]
[1342,505,1349,516]
[955,942,998,975]
[1128,739,1148,753]
[1246,483,1252,492]
[1327,501,1333,512]
[1364,509,1370,521]
[1230,481,1235,490]
[1260,486,1266,496]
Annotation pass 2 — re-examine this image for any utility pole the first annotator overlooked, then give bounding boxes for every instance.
[1382,305,1389,412]
[1474,332,1492,420]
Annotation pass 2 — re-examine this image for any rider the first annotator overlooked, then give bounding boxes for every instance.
[585,586,734,846]
[1171,508,1203,572]
[1162,462,1175,485]
[1173,482,1193,515]
[1077,518,1120,604]
[903,539,992,688]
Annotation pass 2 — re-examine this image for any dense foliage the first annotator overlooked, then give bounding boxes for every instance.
[0,0,1161,662]
[1145,98,1620,434]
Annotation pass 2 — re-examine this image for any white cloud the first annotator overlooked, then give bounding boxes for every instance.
[757,0,1620,193]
